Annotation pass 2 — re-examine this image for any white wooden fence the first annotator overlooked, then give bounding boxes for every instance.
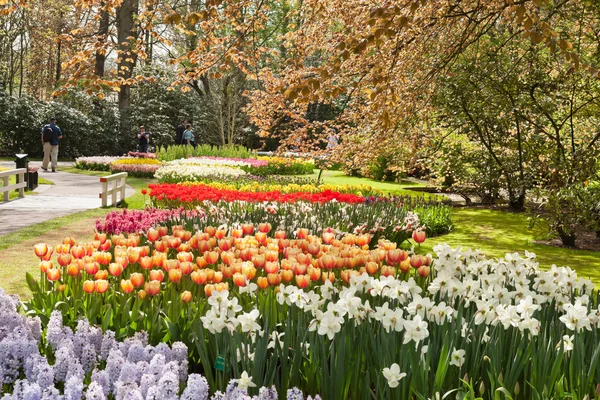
[99,172,127,207]
[0,168,26,202]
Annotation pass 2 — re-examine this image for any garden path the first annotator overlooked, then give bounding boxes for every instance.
[0,161,135,236]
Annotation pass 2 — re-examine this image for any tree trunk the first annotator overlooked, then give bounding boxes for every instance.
[94,5,110,77]
[116,0,139,137]
[55,39,61,84]
[557,226,576,248]
[508,194,525,211]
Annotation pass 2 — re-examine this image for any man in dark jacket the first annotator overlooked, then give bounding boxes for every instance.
[41,117,63,172]
[175,119,188,145]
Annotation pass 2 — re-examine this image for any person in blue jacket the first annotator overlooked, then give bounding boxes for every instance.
[41,117,63,172]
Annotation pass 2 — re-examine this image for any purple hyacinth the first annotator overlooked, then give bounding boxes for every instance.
[85,381,106,400]
[180,374,209,400]
[286,388,304,400]
[255,386,278,400]
[64,375,84,400]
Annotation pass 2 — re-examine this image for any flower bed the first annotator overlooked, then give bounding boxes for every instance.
[75,156,125,171]
[146,185,451,242]
[110,158,163,178]
[156,144,252,162]
[128,151,157,159]
[149,183,365,204]
[245,156,314,176]
[0,288,317,399]
[24,228,600,398]
[155,163,247,183]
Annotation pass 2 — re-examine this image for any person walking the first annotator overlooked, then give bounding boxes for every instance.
[182,124,196,148]
[137,125,150,153]
[176,119,188,145]
[41,117,62,172]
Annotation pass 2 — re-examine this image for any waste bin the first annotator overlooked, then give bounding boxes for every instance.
[15,153,29,191]
[28,168,38,190]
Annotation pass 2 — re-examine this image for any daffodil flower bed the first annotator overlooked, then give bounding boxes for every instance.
[25,223,600,399]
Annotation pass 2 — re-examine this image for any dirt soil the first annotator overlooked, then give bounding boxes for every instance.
[534,231,600,252]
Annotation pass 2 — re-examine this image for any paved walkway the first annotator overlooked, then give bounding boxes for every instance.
[0,161,135,236]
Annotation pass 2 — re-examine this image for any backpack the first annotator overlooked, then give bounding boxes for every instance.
[42,126,53,143]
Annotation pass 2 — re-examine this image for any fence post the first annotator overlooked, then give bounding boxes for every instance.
[3,176,8,202]
[111,179,117,206]
[120,176,126,202]
[101,180,108,207]
[18,170,24,198]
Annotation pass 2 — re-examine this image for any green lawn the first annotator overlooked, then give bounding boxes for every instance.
[0,168,53,199]
[422,208,600,283]
[306,169,439,198]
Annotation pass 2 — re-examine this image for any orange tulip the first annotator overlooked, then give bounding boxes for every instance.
[147,228,160,242]
[255,232,267,244]
[85,262,100,275]
[265,261,280,274]
[154,240,168,253]
[296,228,309,239]
[95,270,108,280]
[153,253,166,268]
[67,263,81,277]
[138,290,147,300]
[99,240,112,251]
[267,273,281,286]
[257,276,269,289]
[233,273,247,287]
[231,228,243,238]
[127,248,141,264]
[157,226,168,237]
[399,258,411,273]
[241,224,254,236]
[366,261,379,275]
[181,291,193,303]
[180,261,193,275]
[215,229,227,239]
[47,267,61,281]
[177,252,193,263]
[164,259,180,271]
[321,271,335,283]
[417,265,430,278]
[212,271,223,283]
[70,245,86,259]
[83,280,95,293]
[410,254,424,269]
[39,260,52,273]
[149,269,164,282]
[167,237,181,249]
[320,254,336,269]
[121,279,134,293]
[308,266,322,281]
[252,255,266,269]
[221,266,233,279]
[144,280,161,296]
[95,280,109,293]
[140,256,154,270]
[281,269,294,283]
[382,266,396,277]
[196,256,208,269]
[205,269,215,281]
[108,263,123,277]
[204,284,215,297]
[205,251,219,265]
[295,274,310,289]
[294,263,308,275]
[34,243,49,258]
[94,232,107,244]
[57,253,72,267]
[130,272,145,287]
[258,222,272,233]
[322,231,335,244]
[274,230,287,239]
[41,246,54,261]
[191,270,208,285]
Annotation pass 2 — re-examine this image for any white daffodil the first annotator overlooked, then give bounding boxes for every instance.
[382,363,407,388]
[449,348,466,367]
[234,371,256,390]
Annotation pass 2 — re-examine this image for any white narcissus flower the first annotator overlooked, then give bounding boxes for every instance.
[382,363,407,388]
[234,371,256,390]
[403,315,429,345]
[450,348,466,367]
[239,281,258,295]
[238,309,261,333]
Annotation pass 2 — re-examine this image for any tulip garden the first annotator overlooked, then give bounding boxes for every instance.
[2,153,600,400]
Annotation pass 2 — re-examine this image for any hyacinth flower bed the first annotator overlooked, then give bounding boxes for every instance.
[24,224,600,398]
[110,158,163,178]
[75,156,126,171]
[0,289,319,400]
[146,185,452,242]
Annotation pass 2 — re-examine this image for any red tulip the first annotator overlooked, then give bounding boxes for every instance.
[412,230,427,244]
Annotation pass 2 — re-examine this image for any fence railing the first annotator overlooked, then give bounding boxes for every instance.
[99,172,127,207]
[0,168,26,202]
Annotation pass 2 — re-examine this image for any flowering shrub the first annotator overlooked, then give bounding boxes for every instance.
[0,288,317,399]
[75,156,125,171]
[25,230,600,398]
